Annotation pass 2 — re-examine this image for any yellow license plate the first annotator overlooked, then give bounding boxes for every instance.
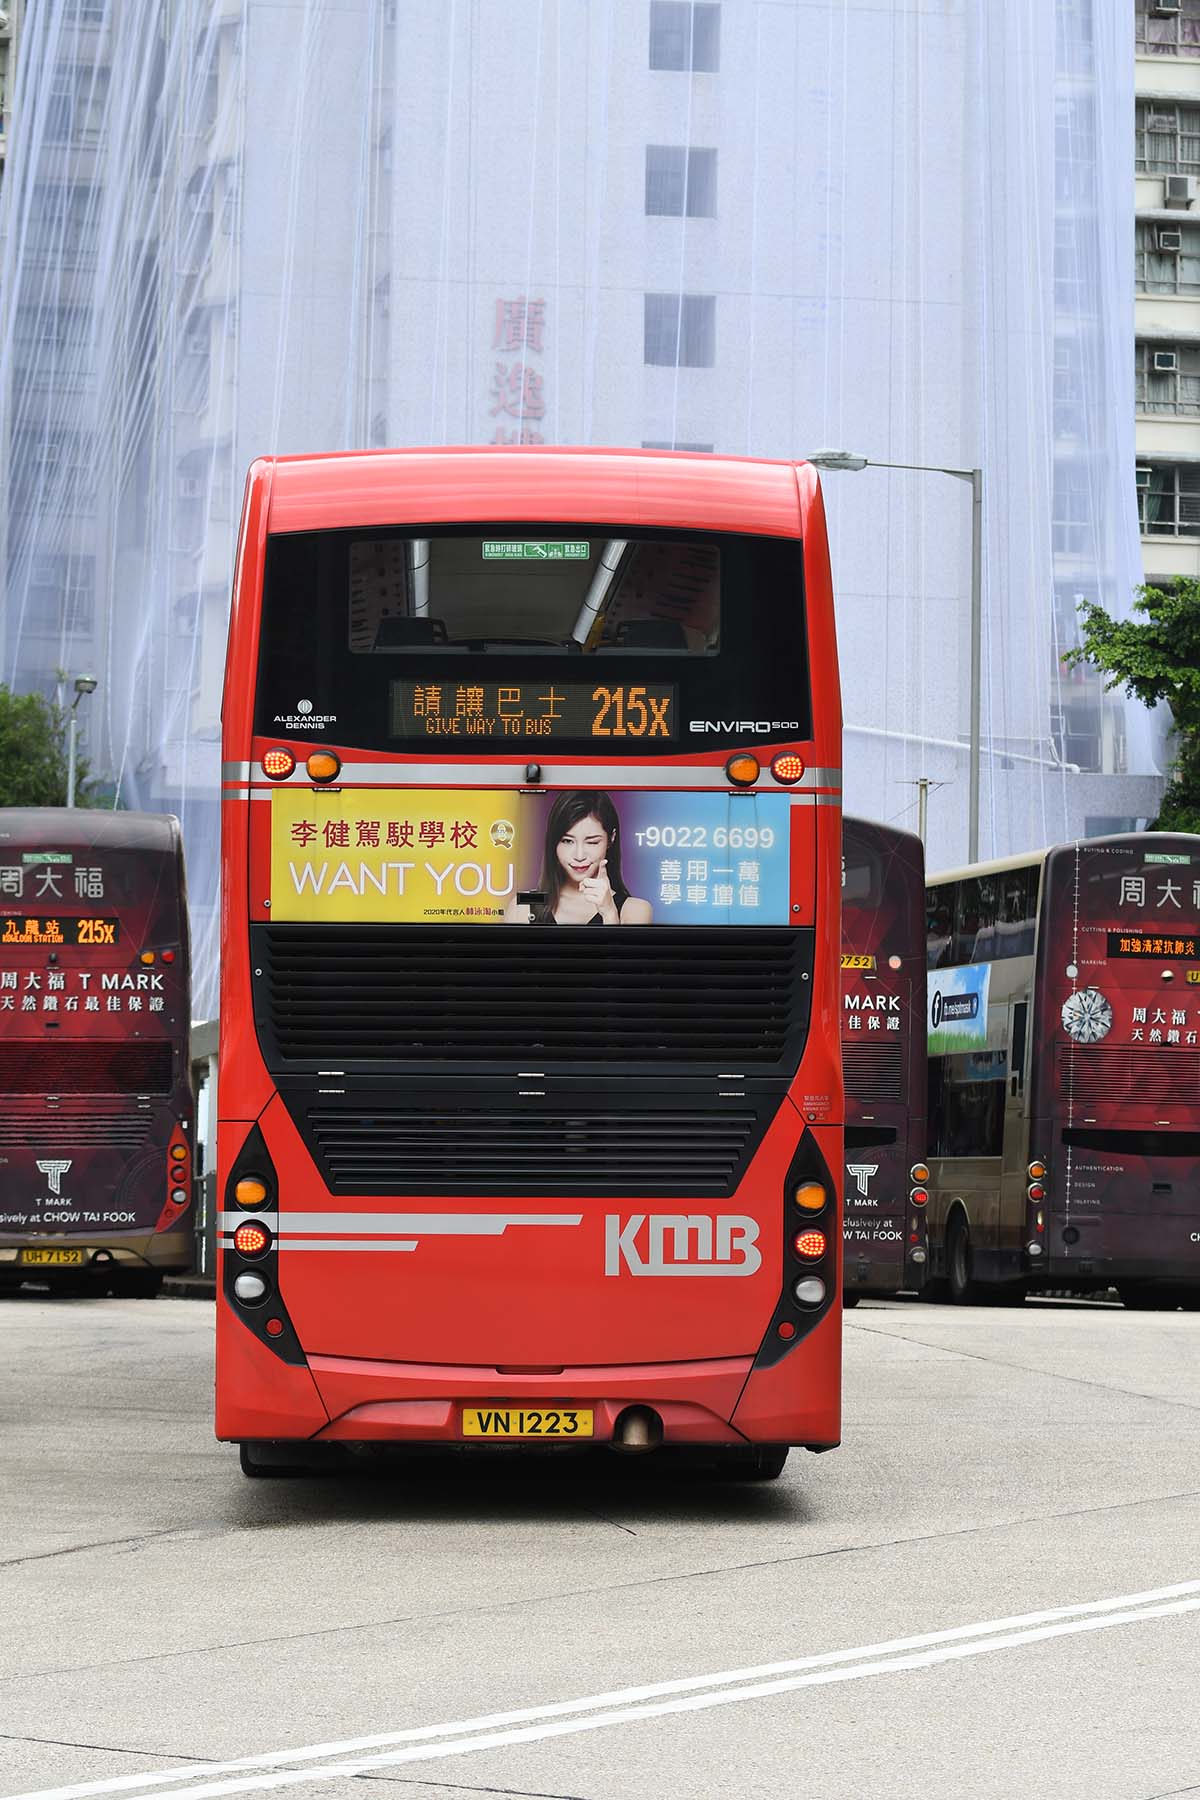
[461,1406,593,1439]
[20,1248,85,1266]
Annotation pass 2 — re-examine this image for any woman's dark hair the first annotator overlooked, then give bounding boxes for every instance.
[536,789,624,918]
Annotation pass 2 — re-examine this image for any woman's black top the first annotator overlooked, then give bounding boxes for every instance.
[537,885,631,925]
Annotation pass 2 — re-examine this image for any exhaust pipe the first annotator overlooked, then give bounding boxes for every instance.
[611,1405,663,1454]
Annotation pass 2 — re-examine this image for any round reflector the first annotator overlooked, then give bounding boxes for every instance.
[233,1272,268,1305]
[769,752,806,785]
[265,1318,285,1337]
[910,1247,927,1264]
[170,1144,187,1162]
[306,750,341,783]
[910,1188,928,1206]
[794,1182,827,1212]
[793,1276,826,1308]
[233,1221,271,1258]
[793,1229,827,1260]
[170,1187,187,1205]
[724,753,760,787]
[1028,1160,1047,1180]
[776,1320,797,1341]
[235,1176,269,1208]
[888,954,903,970]
[261,748,295,780]
[1028,1182,1045,1202]
[910,1162,930,1183]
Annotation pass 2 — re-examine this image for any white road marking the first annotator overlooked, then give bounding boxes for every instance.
[7,1579,1200,1800]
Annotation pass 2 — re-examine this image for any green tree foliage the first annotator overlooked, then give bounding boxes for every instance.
[1068,581,1200,833]
[0,683,96,808]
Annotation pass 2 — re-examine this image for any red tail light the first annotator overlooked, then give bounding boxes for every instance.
[262,748,296,780]
[233,1221,271,1257]
[793,1229,827,1260]
[769,752,806,785]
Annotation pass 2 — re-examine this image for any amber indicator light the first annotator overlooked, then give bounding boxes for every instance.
[911,1162,930,1183]
[140,951,156,966]
[306,750,341,783]
[769,752,806,785]
[724,753,760,787]
[169,1144,187,1162]
[233,1221,271,1257]
[793,1229,827,1260]
[235,1176,269,1209]
[1028,1160,1047,1180]
[794,1182,827,1213]
[261,748,295,780]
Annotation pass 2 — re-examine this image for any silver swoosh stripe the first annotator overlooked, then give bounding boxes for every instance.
[278,1240,418,1253]
[224,760,840,792]
[258,1212,583,1235]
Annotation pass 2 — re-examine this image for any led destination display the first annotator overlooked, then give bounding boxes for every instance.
[389,681,676,742]
[0,916,119,947]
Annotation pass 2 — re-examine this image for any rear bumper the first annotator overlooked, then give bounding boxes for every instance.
[215,1329,842,1450]
[0,1234,192,1279]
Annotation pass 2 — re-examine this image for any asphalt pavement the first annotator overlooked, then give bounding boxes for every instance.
[2,1293,1199,1800]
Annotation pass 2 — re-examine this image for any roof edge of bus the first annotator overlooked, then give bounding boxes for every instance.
[928,830,1200,885]
[258,445,814,469]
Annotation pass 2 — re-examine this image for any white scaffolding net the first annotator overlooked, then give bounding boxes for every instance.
[0,0,1152,1016]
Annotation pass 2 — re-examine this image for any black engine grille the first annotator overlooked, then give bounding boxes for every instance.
[255,925,810,1069]
[303,1101,763,1197]
[842,1037,904,1103]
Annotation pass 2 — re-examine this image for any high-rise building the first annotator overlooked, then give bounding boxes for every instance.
[0,1,1164,1013]
[1134,0,1200,585]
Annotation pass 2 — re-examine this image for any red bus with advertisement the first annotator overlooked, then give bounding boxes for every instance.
[924,833,1200,1307]
[841,818,927,1303]
[0,809,193,1294]
[217,448,843,1478]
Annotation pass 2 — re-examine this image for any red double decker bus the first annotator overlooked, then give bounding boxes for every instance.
[217,448,842,1478]
[0,809,193,1295]
[841,818,927,1302]
[925,832,1200,1306]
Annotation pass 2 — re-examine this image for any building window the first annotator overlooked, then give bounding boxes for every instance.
[1136,342,1200,414]
[1136,100,1200,173]
[645,146,717,216]
[649,2,720,72]
[26,553,96,635]
[1135,219,1200,293]
[641,440,714,452]
[1137,463,1200,536]
[644,294,715,367]
[1136,0,1200,56]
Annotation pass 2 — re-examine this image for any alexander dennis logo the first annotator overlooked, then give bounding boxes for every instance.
[605,1214,761,1276]
[35,1159,71,1194]
[846,1163,879,1198]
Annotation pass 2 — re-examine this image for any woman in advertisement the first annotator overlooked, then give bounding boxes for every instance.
[506,790,653,926]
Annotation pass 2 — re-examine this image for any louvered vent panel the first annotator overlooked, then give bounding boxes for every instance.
[1056,1044,1200,1110]
[0,1042,173,1096]
[0,1105,155,1149]
[258,926,807,1066]
[842,1037,904,1102]
[305,1105,761,1198]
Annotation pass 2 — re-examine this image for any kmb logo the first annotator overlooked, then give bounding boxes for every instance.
[605,1214,761,1276]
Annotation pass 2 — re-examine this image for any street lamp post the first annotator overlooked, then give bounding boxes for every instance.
[807,452,984,862]
[66,674,97,809]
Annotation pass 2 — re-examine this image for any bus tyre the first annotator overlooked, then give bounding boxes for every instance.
[722,1445,789,1481]
[1119,1284,1159,1311]
[119,1271,161,1299]
[842,1292,861,1309]
[947,1214,977,1304]
[239,1440,313,1478]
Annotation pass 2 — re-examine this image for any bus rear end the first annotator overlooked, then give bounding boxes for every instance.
[0,810,193,1294]
[1032,833,1200,1307]
[217,448,843,1472]
[841,819,927,1299]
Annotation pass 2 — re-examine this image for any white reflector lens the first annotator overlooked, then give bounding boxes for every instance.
[233,1272,268,1303]
[793,1276,826,1307]
[910,1248,927,1264]
[170,1187,187,1204]
[1026,1241,1044,1257]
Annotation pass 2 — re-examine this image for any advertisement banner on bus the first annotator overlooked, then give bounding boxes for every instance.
[927,963,991,1053]
[270,787,791,925]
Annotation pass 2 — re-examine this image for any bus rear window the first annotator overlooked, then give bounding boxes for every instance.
[349,535,719,655]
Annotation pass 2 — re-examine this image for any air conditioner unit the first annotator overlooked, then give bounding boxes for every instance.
[1157,227,1184,251]
[1136,466,1154,490]
[1154,0,1182,15]
[1148,114,1176,132]
[1165,174,1194,207]
[1153,350,1179,372]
